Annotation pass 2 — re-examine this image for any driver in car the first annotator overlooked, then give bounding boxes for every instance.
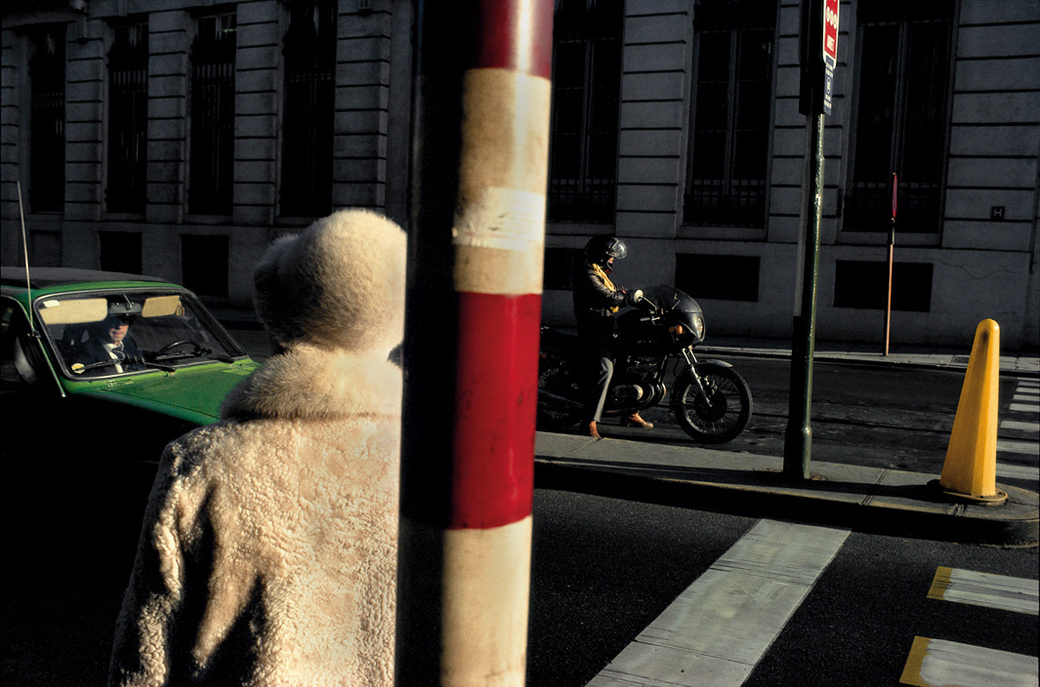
[74,313,141,374]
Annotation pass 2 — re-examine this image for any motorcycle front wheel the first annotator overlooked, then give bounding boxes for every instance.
[672,363,752,444]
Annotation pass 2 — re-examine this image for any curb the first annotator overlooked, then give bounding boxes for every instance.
[534,461,1039,547]
[533,433,1039,548]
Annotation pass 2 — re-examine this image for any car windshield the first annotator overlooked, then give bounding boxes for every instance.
[35,289,247,378]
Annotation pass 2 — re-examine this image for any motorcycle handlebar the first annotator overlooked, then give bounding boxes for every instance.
[636,295,659,313]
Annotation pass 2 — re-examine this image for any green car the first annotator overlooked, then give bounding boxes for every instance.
[0,266,259,573]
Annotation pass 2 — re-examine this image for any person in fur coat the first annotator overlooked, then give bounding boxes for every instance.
[108,209,406,687]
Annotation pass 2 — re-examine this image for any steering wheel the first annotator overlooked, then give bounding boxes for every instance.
[156,339,197,356]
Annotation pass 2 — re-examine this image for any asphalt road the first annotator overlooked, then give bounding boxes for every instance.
[4,488,1036,687]
[527,489,1038,687]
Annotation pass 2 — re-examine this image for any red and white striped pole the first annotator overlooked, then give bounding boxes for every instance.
[397,2,553,685]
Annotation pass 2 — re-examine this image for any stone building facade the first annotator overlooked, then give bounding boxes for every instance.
[2,0,1038,349]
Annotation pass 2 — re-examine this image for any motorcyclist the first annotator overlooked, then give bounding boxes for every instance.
[572,235,651,438]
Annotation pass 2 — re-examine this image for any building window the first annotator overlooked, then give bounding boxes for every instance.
[181,235,229,299]
[844,1,953,234]
[543,247,582,291]
[547,0,622,223]
[280,1,336,218]
[29,27,66,213]
[833,260,933,312]
[676,253,760,302]
[188,12,236,215]
[106,20,149,214]
[99,232,143,274]
[685,0,776,228]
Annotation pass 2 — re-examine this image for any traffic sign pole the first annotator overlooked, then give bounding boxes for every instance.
[785,0,839,480]
[885,172,897,356]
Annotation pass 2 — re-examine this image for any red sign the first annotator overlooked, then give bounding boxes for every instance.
[821,0,839,114]
[891,173,898,219]
[823,0,839,67]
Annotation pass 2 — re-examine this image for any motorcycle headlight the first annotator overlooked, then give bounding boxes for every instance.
[692,314,705,341]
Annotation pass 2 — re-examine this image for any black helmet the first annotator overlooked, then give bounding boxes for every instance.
[584,236,627,265]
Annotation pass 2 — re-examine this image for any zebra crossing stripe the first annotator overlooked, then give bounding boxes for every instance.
[1007,379,1038,414]
[997,463,1040,481]
[1001,419,1040,434]
[997,380,1040,481]
[927,566,1039,615]
[586,520,849,687]
[900,637,1039,687]
[1010,402,1040,413]
[997,438,1040,455]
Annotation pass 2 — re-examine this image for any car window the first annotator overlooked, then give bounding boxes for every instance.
[0,300,47,390]
[36,290,247,378]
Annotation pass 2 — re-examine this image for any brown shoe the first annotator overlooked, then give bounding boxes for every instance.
[622,413,654,429]
[586,420,601,438]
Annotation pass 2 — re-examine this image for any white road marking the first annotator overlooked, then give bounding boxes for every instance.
[997,463,1040,481]
[997,438,1040,456]
[586,520,849,687]
[900,637,1039,687]
[1001,419,1040,434]
[1009,402,1040,414]
[927,567,1039,615]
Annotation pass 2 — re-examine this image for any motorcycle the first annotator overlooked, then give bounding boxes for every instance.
[537,285,753,444]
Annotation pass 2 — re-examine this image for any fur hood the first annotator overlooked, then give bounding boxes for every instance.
[224,208,407,422]
[252,209,407,354]
[221,344,402,421]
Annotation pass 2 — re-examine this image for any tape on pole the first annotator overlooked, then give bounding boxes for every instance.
[450,66,549,529]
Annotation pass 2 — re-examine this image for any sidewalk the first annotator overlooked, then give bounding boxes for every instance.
[534,431,1039,547]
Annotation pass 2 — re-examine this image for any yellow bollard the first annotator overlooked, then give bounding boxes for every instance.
[938,319,1007,504]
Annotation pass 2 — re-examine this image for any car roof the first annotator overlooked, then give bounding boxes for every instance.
[1,266,172,290]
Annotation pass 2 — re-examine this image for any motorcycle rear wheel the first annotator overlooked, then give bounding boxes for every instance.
[672,363,752,444]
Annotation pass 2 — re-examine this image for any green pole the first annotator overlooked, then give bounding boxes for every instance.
[784,112,825,480]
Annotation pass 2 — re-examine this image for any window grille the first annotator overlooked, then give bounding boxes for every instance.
[685,0,776,228]
[107,21,148,214]
[29,28,66,213]
[844,1,953,233]
[188,12,236,215]
[280,1,336,217]
[548,0,622,223]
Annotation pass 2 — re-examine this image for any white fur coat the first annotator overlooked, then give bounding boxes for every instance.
[108,209,407,687]
[108,345,402,686]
